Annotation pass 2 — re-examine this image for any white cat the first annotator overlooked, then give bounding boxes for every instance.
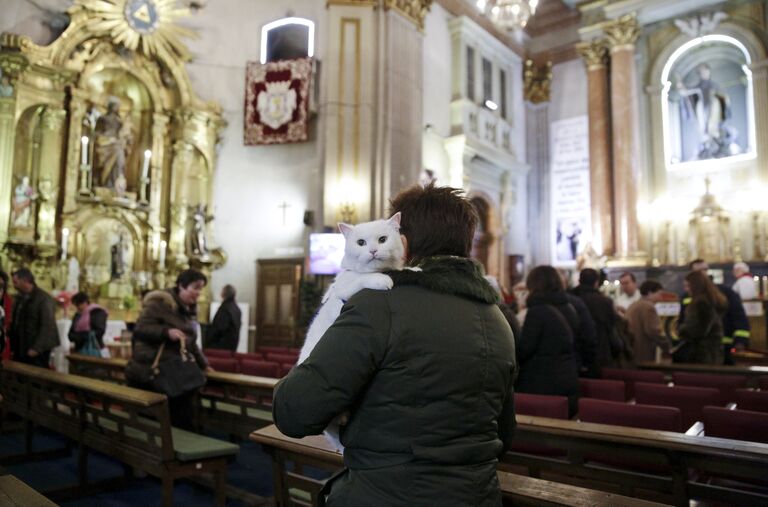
[298,212,405,450]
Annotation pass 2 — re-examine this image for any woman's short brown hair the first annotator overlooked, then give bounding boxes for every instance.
[526,265,564,296]
[389,184,477,264]
[685,270,727,311]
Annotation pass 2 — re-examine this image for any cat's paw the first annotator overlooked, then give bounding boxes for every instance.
[366,273,394,291]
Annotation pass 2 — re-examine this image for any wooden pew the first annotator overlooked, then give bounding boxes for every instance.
[67,353,277,437]
[250,425,666,507]
[0,360,239,507]
[0,474,57,507]
[507,414,768,506]
[636,361,768,388]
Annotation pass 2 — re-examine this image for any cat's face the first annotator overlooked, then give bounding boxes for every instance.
[338,213,405,273]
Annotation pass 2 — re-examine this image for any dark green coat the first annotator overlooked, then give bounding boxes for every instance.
[10,286,59,357]
[273,257,517,506]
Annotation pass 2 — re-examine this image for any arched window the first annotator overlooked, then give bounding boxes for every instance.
[661,35,755,170]
[260,17,315,64]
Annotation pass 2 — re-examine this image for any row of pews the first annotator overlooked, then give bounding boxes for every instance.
[3,354,768,506]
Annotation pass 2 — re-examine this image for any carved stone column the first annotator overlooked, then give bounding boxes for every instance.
[63,92,87,213]
[0,54,27,244]
[749,60,768,186]
[38,108,67,247]
[323,0,431,225]
[605,14,643,261]
[577,39,614,256]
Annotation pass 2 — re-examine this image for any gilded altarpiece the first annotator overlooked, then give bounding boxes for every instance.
[0,0,225,318]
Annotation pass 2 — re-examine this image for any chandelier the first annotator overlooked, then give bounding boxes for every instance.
[477,0,539,32]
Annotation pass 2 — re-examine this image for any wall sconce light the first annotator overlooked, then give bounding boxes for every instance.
[334,178,360,224]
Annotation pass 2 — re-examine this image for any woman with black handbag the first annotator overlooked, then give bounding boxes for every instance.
[126,269,212,430]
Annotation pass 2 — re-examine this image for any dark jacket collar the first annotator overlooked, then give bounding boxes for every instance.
[571,284,601,296]
[388,256,499,304]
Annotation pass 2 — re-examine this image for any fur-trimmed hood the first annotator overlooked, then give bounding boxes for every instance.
[388,255,499,304]
[142,289,178,311]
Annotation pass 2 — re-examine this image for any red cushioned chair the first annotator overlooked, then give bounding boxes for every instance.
[703,406,768,444]
[601,368,665,400]
[578,398,683,473]
[234,352,262,362]
[634,382,721,430]
[578,398,683,432]
[203,348,233,358]
[207,356,239,373]
[257,346,292,355]
[240,360,280,378]
[266,352,299,365]
[734,389,768,413]
[511,393,569,457]
[672,372,747,404]
[578,378,627,402]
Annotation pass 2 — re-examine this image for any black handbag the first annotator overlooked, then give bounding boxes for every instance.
[151,340,206,398]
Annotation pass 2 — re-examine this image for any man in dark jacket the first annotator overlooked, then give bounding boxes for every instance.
[9,268,59,367]
[571,268,619,371]
[273,185,517,506]
[205,284,242,350]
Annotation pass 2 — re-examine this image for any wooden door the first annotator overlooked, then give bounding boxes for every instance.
[256,258,303,347]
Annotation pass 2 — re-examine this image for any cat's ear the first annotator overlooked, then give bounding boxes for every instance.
[338,222,354,238]
[387,212,401,228]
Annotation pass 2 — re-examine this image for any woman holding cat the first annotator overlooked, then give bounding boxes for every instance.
[274,184,517,507]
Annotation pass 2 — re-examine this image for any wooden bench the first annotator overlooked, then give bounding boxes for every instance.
[67,353,277,438]
[636,361,768,388]
[250,424,666,507]
[0,474,57,507]
[0,360,239,507]
[506,414,768,506]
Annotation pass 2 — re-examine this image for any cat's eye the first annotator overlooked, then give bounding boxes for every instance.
[378,236,387,243]
[357,239,366,246]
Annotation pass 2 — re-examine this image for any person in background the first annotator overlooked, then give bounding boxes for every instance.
[68,292,108,353]
[571,268,619,371]
[616,272,641,315]
[127,269,212,430]
[0,270,12,359]
[677,270,728,365]
[9,268,59,367]
[204,284,242,351]
[518,265,580,416]
[626,280,670,365]
[679,259,750,364]
[732,262,757,301]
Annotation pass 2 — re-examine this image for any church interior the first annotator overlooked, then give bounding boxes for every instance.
[1,0,768,505]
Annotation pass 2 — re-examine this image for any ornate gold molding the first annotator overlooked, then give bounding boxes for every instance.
[604,14,640,51]
[384,0,433,30]
[523,59,553,104]
[576,39,609,70]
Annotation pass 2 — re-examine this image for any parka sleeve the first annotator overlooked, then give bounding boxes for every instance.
[32,296,59,353]
[497,368,516,455]
[273,292,389,438]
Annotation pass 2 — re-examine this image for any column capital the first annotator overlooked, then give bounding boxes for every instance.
[576,39,609,70]
[383,0,433,30]
[605,14,640,52]
[523,59,553,105]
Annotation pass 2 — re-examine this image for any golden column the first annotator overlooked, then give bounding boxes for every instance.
[37,107,67,248]
[605,14,643,261]
[577,39,614,256]
[0,54,27,244]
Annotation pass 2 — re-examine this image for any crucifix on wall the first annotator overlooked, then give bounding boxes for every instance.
[278,201,291,226]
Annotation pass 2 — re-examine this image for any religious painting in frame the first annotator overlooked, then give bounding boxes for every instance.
[662,36,755,169]
[244,58,312,145]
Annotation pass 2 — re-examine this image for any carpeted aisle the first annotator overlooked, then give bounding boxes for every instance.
[0,429,275,506]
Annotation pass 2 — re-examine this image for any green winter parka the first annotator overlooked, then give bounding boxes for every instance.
[273,256,517,506]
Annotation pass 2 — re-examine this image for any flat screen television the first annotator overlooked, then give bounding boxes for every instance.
[308,233,345,275]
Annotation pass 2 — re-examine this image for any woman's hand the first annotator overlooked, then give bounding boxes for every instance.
[167,328,186,342]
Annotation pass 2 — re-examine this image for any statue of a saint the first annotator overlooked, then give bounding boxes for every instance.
[66,257,81,293]
[94,97,133,192]
[0,74,13,98]
[189,204,211,257]
[110,233,125,280]
[11,176,35,228]
[676,63,738,159]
